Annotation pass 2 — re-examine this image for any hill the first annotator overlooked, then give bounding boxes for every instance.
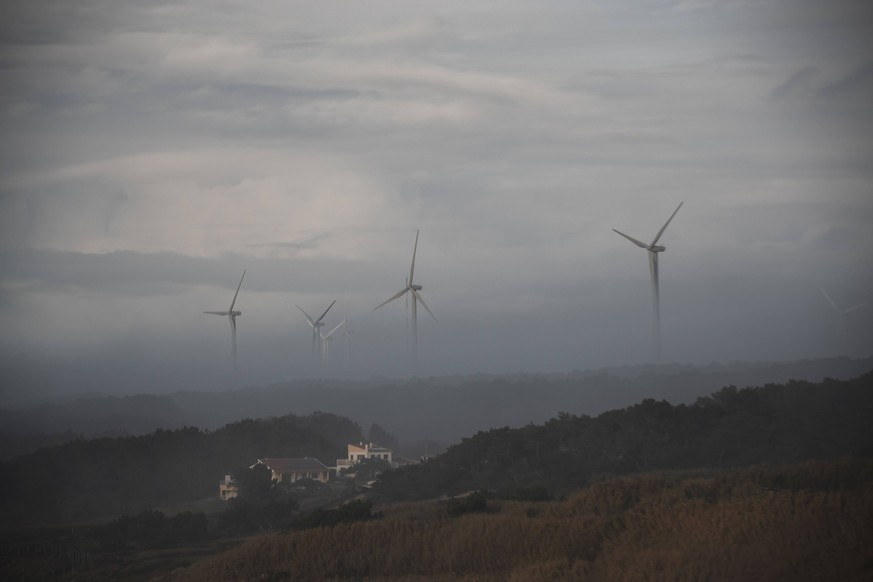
[371,371,873,501]
[2,357,870,459]
[0,412,362,528]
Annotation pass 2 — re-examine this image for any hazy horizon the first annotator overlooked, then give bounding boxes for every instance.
[2,1,872,403]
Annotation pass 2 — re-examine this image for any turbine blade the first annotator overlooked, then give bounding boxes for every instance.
[296,305,316,326]
[374,288,408,310]
[316,300,336,325]
[843,302,867,315]
[229,269,246,312]
[612,228,649,249]
[203,311,228,315]
[325,320,345,338]
[820,289,842,314]
[650,202,683,247]
[411,289,437,321]
[409,229,419,284]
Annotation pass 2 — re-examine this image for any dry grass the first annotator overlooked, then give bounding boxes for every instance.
[170,458,873,581]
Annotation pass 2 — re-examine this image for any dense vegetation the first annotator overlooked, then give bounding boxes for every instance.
[372,372,873,501]
[93,510,209,550]
[0,412,362,527]
[174,458,873,581]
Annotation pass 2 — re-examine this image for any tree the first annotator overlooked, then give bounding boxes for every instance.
[235,463,273,501]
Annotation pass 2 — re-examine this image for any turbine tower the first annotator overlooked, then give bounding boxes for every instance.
[203,269,246,374]
[821,288,866,355]
[375,229,436,374]
[613,202,683,363]
[296,300,336,364]
[342,297,354,361]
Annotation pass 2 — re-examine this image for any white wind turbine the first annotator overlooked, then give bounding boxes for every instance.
[613,202,683,363]
[375,229,436,373]
[821,288,866,355]
[203,269,246,373]
[296,300,336,364]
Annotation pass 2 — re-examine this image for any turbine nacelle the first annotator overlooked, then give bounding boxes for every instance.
[651,244,665,253]
[411,284,423,291]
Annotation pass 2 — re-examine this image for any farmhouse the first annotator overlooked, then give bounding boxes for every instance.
[336,442,394,471]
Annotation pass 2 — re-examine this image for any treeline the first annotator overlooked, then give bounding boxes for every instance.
[0,411,362,527]
[173,458,873,581]
[372,371,873,501]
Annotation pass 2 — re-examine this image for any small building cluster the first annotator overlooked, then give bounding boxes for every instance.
[219,442,404,499]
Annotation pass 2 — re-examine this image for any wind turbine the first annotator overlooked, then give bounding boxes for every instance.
[203,269,246,373]
[375,229,436,373]
[296,300,336,364]
[821,288,866,355]
[613,202,683,363]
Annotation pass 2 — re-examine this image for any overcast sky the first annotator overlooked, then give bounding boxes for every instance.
[1,0,872,403]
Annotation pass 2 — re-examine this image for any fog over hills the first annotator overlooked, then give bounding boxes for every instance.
[2,357,870,460]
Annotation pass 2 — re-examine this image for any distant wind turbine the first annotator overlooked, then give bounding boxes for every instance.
[203,269,246,373]
[375,229,436,373]
[821,288,866,355]
[613,202,683,363]
[296,300,336,364]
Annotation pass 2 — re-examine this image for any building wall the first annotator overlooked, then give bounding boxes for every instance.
[278,470,329,484]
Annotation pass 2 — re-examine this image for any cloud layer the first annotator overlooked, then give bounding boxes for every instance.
[1,0,872,402]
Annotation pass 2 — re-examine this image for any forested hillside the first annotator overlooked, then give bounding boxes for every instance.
[372,371,873,501]
[174,458,873,582]
[0,412,362,527]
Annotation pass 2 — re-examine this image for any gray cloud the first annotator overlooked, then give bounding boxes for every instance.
[1,0,872,402]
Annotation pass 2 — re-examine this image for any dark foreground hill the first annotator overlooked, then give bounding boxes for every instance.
[173,458,873,582]
[372,370,873,501]
[0,412,362,528]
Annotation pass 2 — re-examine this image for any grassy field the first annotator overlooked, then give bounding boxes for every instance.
[170,458,873,581]
[4,459,872,581]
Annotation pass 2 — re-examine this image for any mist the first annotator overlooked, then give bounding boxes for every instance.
[1,0,872,405]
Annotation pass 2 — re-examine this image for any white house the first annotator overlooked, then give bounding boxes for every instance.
[336,442,394,471]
